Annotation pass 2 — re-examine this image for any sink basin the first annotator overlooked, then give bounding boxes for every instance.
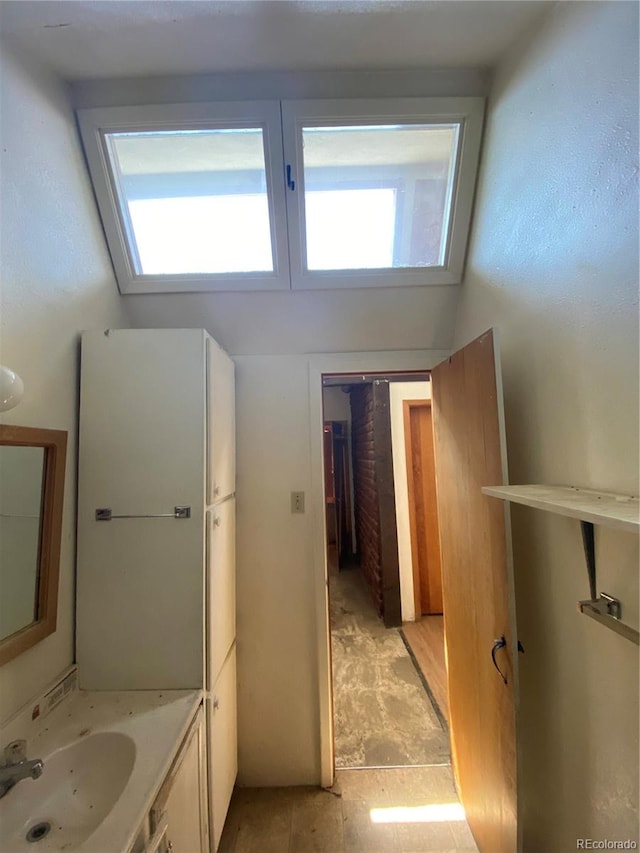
[0,732,136,851]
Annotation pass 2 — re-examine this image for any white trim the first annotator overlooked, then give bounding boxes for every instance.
[308,350,449,787]
[389,381,432,623]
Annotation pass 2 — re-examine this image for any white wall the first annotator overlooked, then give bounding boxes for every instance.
[234,355,318,785]
[454,2,639,847]
[0,41,127,723]
[235,351,446,786]
[389,381,431,622]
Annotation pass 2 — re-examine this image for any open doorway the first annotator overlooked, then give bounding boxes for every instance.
[322,372,450,772]
[311,334,516,852]
[397,393,450,726]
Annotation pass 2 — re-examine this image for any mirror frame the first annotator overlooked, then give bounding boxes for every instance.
[0,425,67,666]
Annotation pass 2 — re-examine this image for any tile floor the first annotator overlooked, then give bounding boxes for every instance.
[218,765,479,853]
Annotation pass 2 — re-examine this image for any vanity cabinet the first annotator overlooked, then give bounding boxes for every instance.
[77,328,237,851]
[150,707,209,853]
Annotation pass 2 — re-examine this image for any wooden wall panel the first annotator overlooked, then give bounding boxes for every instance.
[372,380,401,628]
[350,384,383,614]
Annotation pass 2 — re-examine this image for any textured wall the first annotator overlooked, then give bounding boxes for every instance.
[454,2,639,848]
[0,41,127,722]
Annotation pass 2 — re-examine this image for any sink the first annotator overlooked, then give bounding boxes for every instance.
[0,732,136,851]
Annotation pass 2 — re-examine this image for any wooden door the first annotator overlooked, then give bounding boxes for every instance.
[323,424,337,547]
[403,400,443,615]
[431,329,519,853]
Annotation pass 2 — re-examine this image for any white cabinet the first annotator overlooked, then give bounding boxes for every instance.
[77,328,237,851]
[150,707,209,853]
[207,502,236,688]
[207,337,236,506]
[209,646,238,851]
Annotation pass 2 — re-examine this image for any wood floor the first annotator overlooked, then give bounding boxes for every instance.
[401,615,449,725]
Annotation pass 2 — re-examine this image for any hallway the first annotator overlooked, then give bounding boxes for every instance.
[330,567,449,769]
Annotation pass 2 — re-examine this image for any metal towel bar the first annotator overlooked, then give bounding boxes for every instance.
[95,506,191,521]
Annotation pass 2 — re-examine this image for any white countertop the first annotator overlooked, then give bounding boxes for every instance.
[0,688,202,853]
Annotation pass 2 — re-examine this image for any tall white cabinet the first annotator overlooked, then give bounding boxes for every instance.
[77,328,236,851]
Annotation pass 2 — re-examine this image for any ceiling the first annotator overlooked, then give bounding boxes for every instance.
[0,1,550,81]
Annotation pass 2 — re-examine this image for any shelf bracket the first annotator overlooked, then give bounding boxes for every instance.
[580,520,597,600]
[577,521,639,645]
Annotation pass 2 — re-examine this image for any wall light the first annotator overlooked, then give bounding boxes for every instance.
[0,365,25,412]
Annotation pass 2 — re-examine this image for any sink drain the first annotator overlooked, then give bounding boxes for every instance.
[26,822,51,843]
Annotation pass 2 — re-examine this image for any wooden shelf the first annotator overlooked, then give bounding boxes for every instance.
[481,485,639,533]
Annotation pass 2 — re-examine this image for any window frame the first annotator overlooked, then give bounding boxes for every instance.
[77,101,291,293]
[281,97,485,290]
[77,96,484,294]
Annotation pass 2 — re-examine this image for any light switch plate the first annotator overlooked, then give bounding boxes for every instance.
[291,491,305,513]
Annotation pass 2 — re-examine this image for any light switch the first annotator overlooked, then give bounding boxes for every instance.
[291,491,305,514]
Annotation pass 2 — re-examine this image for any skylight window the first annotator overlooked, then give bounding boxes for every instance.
[106,129,274,275]
[300,124,459,271]
[77,97,484,293]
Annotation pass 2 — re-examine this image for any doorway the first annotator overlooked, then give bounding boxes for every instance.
[311,333,519,853]
[322,373,450,772]
[400,397,450,722]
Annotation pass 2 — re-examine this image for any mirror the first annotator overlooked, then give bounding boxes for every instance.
[0,425,67,666]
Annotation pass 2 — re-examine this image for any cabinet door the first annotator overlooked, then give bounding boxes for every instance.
[78,520,203,689]
[207,338,235,503]
[207,500,236,688]
[152,707,209,853]
[208,645,238,852]
[77,329,206,689]
[79,329,205,514]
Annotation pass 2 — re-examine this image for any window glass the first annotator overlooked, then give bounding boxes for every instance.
[300,124,459,271]
[106,128,274,274]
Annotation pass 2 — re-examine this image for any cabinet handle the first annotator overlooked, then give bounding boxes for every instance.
[214,485,221,496]
[213,697,220,710]
[213,516,221,528]
[145,817,168,853]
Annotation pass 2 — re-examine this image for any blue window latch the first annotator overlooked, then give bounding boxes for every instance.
[286,164,295,191]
